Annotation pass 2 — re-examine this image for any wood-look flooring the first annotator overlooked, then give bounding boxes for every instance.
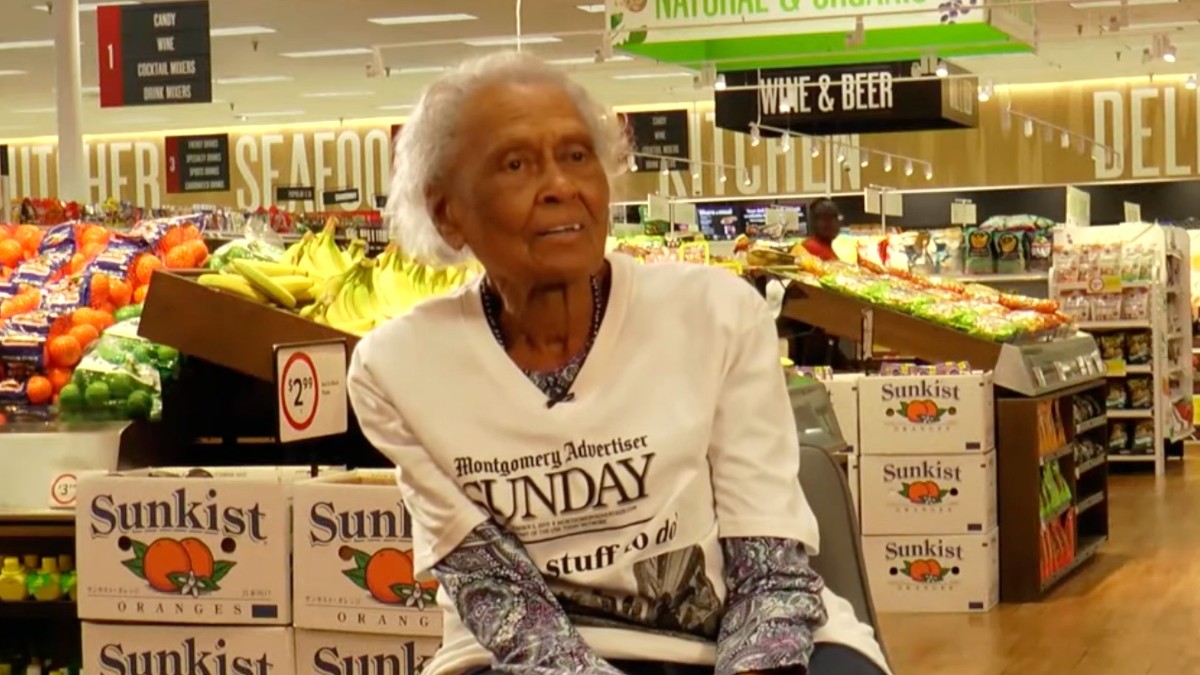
[878,460,1200,675]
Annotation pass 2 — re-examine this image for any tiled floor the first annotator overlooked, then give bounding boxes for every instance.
[879,459,1200,675]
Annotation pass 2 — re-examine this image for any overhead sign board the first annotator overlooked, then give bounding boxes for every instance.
[164,133,228,193]
[715,60,978,136]
[97,1,213,108]
[621,110,689,172]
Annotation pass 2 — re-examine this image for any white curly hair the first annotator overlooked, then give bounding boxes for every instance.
[386,51,630,267]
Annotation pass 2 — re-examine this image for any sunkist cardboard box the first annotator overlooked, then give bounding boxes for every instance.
[294,628,440,675]
[858,452,997,536]
[861,530,999,613]
[292,469,443,637]
[823,374,861,454]
[82,622,295,674]
[858,372,996,455]
[75,466,338,625]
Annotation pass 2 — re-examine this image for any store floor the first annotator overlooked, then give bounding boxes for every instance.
[879,460,1199,674]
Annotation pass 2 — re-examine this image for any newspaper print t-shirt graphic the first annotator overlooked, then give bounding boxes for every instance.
[453,433,723,639]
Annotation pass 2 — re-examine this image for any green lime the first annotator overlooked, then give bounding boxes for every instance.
[84,382,112,407]
[155,345,179,363]
[131,344,155,364]
[108,373,135,400]
[58,383,84,409]
[73,368,89,389]
[114,305,143,322]
[125,390,153,419]
[98,344,127,365]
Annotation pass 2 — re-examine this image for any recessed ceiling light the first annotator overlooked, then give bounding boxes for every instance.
[1070,0,1176,7]
[13,107,56,114]
[33,1,139,12]
[576,4,606,12]
[302,91,374,98]
[461,36,560,47]
[368,13,476,25]
[215,75,292,85]
[548,55,633,65]
[280,48,373,58]
[394,66,449,75]
[1127,19,1200,29]
[378,104,415,111]
[238,110,306,118]
[0,70,27,76]
[210,26,276,37]
[0,40,54,50]
[613,72,694,80]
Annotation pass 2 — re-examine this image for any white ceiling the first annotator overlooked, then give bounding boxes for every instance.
[0,0,1198,139]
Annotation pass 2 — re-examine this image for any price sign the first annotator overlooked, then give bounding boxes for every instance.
[97,1,213,108]
[165,133,229,193]
[48,473,78,509]
[274,340,348,443]
[322,188,361,207]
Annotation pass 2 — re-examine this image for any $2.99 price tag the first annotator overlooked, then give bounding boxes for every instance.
[275,341,348,443]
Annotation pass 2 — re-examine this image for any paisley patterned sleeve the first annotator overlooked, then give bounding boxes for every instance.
[432,521,624,675]
[716,537,829,675]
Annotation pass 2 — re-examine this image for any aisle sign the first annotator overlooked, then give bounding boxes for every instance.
[97,1,213,108]
[323,188,360,206]
[1066,186,1091,227]
[164,133,229,193]
[274,340,348,443]
[277,186,316,202]
[1124,201,1142,223]
[622,110,689,171]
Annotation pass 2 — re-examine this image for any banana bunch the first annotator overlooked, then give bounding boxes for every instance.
[197,260,316,310]
[303,246,479,336]
[281,219,367,280]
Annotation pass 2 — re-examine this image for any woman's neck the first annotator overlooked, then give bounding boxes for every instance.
[490,265,607,370]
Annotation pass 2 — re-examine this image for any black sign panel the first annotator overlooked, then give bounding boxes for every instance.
[622,110,689,171]
[374,194,388,209]
[715,61,978,136]
[323,188,361,206]
[165,134,228,193]
[97,1,213,108]
[277,186,316,202]
[0,145,8,178]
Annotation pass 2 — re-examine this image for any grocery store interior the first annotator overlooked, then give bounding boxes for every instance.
[3,0,1200,673]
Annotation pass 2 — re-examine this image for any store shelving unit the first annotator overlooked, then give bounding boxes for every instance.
[1050,223,1193,476]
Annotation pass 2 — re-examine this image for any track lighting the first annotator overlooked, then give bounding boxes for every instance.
[935,60,949,77]
[904,160,914,176]
[1188,75,1197,90]
[1061,131,1071,149]
[750,124,761,147]
[714,73,727,90]
[924,165,934,181]
[883,156,893,173]
[860,153,870,168]
[1023,119,1034,138]
[811,141,820,158]
[780,135,791,153]
[978,81,993,102]
[628,155,638,172]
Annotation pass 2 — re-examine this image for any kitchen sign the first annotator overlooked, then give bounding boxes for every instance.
[715,60,979,136]
[97,0,213,108]
[622,110,689,171]
[164,133,228,193]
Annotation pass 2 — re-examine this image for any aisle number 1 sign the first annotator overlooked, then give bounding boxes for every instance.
[274,340,348,443]
[97,1,213,108]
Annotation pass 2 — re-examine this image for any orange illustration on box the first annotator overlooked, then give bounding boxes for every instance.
[887,399,955,424]
[119,536,236,597]
[901,559,952,583]
[339,546,438,609]
[899,480,952,504]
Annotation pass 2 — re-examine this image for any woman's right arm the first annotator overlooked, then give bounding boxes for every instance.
[348,346,621,675]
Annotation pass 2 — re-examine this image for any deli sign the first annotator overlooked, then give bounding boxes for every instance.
[715,60,979,136]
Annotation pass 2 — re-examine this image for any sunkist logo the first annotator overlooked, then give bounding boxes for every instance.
[884,539,963,584]
[883,460,962,504]
[307,501,437,609]
[881,381,960,424]
[90,489,267,597]
[98,637,272,675]
[313,642,428,675]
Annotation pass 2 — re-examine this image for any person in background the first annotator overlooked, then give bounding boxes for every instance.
[348,52,890,675]
[801,198,842,262]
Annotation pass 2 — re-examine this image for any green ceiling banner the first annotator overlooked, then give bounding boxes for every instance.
[606,0,1035,69]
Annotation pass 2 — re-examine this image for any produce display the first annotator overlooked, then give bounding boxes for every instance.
[198,220,479,336]
[0,218,204,423]
[846,215,1056,276]
[1054,241,1156,323]
[785,248,1074,343]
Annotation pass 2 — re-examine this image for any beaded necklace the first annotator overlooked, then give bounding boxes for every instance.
[481,275,606,404]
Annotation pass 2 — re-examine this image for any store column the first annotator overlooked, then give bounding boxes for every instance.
[55,0,87,202]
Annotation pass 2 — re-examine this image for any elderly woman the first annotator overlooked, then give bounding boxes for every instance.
[347,52,890,675]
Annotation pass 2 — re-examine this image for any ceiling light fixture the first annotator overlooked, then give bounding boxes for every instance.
[1127,19,1198,30]
[924,165,934,181]
[1023,118,1035,138]
[1163,44,1178,63]
[0,70,27,76]
[935,60,949,77]
[749,124,761,147]
[302,91,374,98]
[612,72,693,80]
[1187,75,1198,90]
[576,4,607,12]
[714,73,727,91]
[238,110,306,118]
[836,147,847,164]
[369,13,477,26]
[463,35,560,47]
[883,156,893,173]
[215,75,292,85]
[978,81,993,102]
[0,40,54,50]
[904,160,914,176]
[378,104,416,111]
[393,66,449,75]
[210,26,276,37]
[781,135,792,153]
[660,160,670,176]
[860,153,870,168]
[12,107,56,114]
[811,141,820,158]
[780,101,792,113]
[33,1,139,12]
[720,173,728,184]
[1061,131,1071,148]
[742,171,752,187]
[628,156,638,172]
[280,48,373,58]
[548,55,632,65]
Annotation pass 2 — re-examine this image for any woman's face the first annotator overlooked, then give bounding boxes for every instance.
[429,80,610,286]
